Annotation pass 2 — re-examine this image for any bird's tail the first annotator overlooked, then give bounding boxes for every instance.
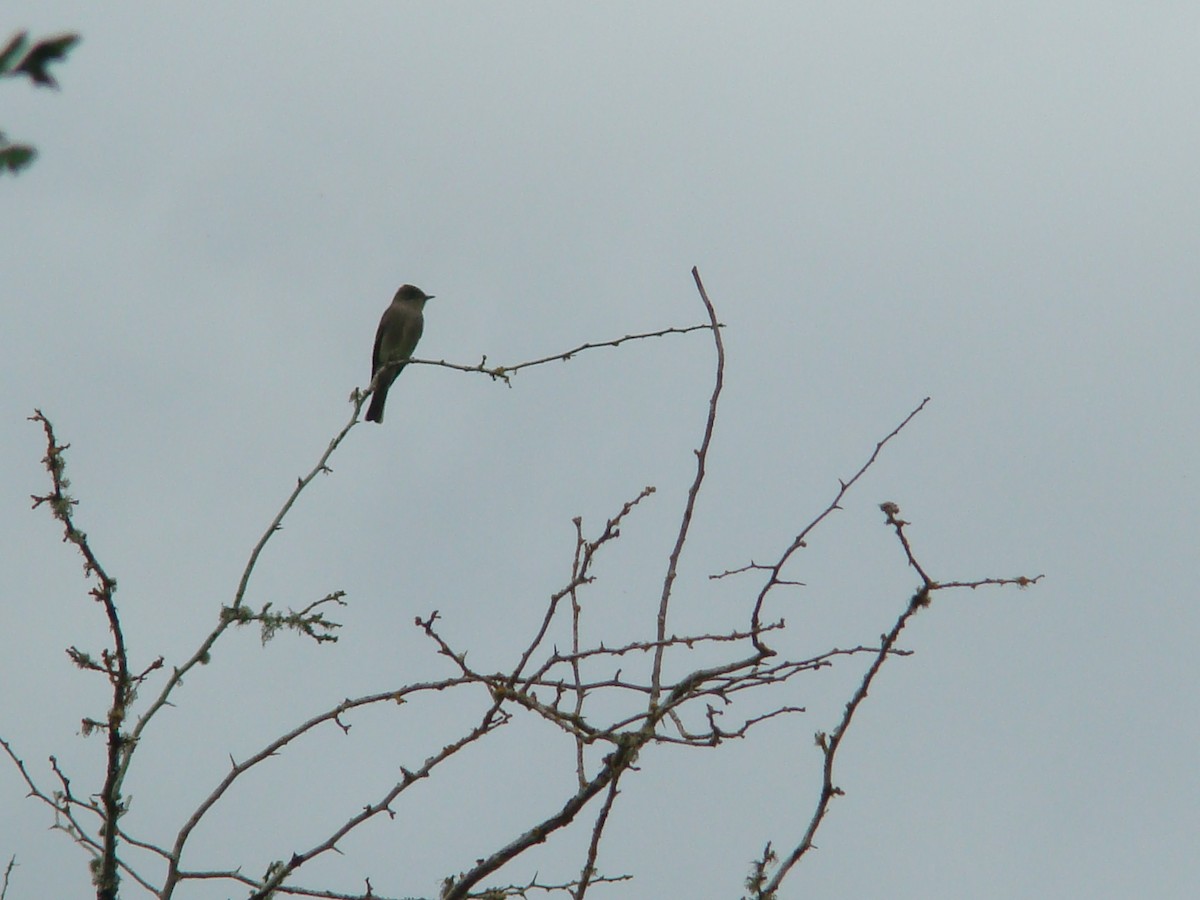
[365,384,389,423]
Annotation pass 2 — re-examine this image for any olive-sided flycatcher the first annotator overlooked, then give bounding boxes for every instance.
[365,284,433,423]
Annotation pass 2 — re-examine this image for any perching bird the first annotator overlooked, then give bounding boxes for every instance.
[365,284,434,423]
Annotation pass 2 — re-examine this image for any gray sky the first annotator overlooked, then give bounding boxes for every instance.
[2,3,1198,898]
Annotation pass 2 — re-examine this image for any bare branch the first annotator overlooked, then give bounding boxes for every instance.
[441,736,642,900]
[509,486,656,685]
[119,404,363,790]
[758,600,922,891]
[935,575,1044,590]
[397,322,720,386]
[160,677,478,897]
[27,411,128,900]
[569,517,589,790]
[457,873,633,900]
[650,267,726,704]
[0,737,160,895]
[527,622,787,686]
[247,701,511,900]
[0,855,15,900]
[755,503,1039,896]
[710,561,801,585]
[572,766,624,900]
[14,275,1038,900]
[747,397,931,650]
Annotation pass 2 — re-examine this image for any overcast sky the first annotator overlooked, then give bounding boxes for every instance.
[3,4,1198,899]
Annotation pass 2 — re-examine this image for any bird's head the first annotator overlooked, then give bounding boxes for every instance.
[395,284,434,303]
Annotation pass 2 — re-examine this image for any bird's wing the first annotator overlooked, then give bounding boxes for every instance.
[373,302,425,374]
[371,309,389,376]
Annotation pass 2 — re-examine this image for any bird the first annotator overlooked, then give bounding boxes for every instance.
[365,284,434,423]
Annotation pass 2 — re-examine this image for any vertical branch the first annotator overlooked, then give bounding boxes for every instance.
[573,769,624,900]
[649,267,725,706]
[757,587,925,896]
[1,855,16,900]
[570,518,588,790]
[441,737,641,900]
[28,412,128,900]
[509,486,654,688]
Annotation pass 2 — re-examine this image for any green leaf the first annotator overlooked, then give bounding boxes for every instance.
[14,32,80,88]
[0,31,28,75]
[0,142,38,175]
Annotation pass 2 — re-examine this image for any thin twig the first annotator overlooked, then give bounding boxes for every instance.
[441,737,641,900]
[756,503,1039,895]
[509,487,655,686]
[246,700,509,900]
[747,397,931,650]
[160,677,476,897]
[650,267,725,705]
[120,401,363,788]
[570,518,589,790]
[573,766,624,899]
[758,585,925,891]
[0,855,15,900]
[400,323,719,385]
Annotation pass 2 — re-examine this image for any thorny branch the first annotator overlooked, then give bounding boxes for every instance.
[749,502,1042,897]
[0,738,160,896]
[27,411,128,900]
[573,766,624,900]
[0,855,14,900]
[741,396,931,651]
[8,270,1038,900]
[650,267,726,706]
[389,323,721,387]
[160,678,481,898]
[246,702,510,900]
